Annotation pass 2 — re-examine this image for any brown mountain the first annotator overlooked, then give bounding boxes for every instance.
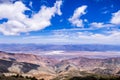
[0,51,120,80]
[56,57,120,74]
[0,51,58,80]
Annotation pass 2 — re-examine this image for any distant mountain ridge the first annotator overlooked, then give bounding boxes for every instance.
[0,44,120,52]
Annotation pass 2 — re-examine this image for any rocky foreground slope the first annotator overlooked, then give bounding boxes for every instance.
[0,51,120,80]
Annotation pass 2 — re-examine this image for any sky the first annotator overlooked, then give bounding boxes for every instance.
[0,0,120,45]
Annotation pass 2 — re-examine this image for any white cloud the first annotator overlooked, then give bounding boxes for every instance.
[68,5,87,27]
[90,22,114,28]
[29,1,33,8]
[111,10,120,25]
[90,22,104,28]
[90,10,120,28]
[0,29,120,44]
[32,30,120,45]
[0,0,62,35]
[89,10,120,29]
[76,31,120,44]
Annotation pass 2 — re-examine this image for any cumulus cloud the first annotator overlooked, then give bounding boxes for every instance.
[0,0,62,35]
[111,10,120,25]
[90,10,120,29]
[68,5,87,27]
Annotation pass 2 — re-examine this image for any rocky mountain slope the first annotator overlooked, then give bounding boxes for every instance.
[0,51,58,80]
[0,51,120,80]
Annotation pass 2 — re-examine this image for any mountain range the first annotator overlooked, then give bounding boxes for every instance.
[0,44,120,53]
[0,51,120,80]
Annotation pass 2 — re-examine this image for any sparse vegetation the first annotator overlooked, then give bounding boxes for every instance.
[69,75,120,80]
[52,73,120,80]
[0,74,38,80]
[1,73,120,80]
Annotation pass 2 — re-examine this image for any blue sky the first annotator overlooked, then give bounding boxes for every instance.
[0,0,120,44]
